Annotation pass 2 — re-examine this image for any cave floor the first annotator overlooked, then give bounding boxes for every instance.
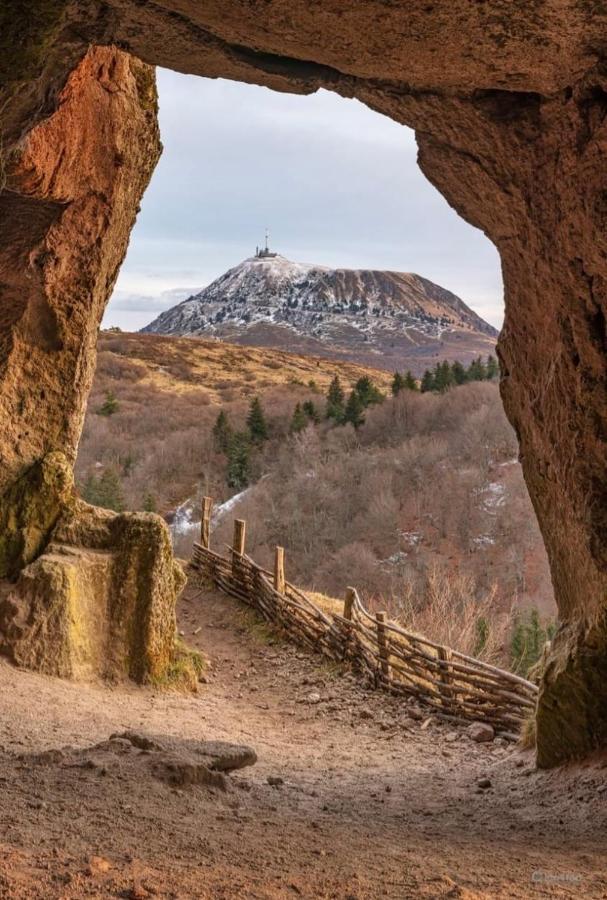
[0,580,606,899]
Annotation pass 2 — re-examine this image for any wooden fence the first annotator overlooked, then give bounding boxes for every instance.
[190,498,538,736]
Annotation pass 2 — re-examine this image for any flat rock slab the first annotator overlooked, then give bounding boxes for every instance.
[111,731,257,771]
[24,732,257,793]
[196,740,257,771]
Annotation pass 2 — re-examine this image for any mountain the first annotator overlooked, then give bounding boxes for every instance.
[141,253,498,372]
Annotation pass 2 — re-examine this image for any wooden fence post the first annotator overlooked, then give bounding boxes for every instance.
[232,519,246,575]
[200,496,213,549]
[342,587,357,661]
[344,587,356,622]
[274,546,286,594]
[376,611,390,683]
[436,645,452,710]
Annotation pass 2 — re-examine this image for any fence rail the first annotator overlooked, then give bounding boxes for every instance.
[189,499,538,736]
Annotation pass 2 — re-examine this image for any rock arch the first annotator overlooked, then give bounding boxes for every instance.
[2,2,607,765]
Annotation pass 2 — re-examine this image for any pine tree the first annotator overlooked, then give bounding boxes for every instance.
[451,360,467,385]
[96,468,125,512]
[99,390,119,416]
[226,432,251,489]
[302,400,320,423]
[392,371,406,396]
[486,354,499,380]
[213,410,232,453]
[354,376,384,407]
[420,370,435,393]
[433,361,454,393]
[326,375,345,423]
[344,390,365,429]
[290,403,308,434]
[404,370,418,391]
[81,474,101,506]
[247,396,268,443]
[467,356,487,382]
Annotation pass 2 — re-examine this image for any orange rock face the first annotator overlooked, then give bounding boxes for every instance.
[1,45,160,495]
[3,2,607,763]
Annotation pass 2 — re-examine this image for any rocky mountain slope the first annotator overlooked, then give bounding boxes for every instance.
[142,254,498,372]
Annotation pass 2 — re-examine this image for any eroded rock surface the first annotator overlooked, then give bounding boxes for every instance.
[3,2,607,763]
[0,44,183,684]
[0,453,186,682]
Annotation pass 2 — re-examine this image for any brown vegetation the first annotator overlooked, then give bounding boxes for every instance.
[77,332,392,513]
[78,333,554,676]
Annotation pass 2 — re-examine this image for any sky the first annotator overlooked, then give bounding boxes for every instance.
[104,69,504,332]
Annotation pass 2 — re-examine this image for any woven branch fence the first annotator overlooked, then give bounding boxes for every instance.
[190,498,538,736]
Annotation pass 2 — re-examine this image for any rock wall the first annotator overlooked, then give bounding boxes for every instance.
[3,2,607,762]
[0,461,186,683]
[0,45,186,684]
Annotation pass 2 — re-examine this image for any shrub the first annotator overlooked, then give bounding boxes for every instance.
[510,607,556,677]
[98,390,119,416]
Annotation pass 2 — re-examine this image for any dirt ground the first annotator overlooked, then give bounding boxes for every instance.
[0,581,606,899]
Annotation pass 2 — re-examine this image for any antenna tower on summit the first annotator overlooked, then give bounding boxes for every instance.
[255,228,277,259]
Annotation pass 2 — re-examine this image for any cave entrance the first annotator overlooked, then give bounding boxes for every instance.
[74,66,557,704]
[4,0,607,766]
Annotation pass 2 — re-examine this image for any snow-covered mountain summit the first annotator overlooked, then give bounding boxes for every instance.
[141,253,497,371]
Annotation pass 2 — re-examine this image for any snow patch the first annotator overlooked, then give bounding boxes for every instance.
[169,487,252,541]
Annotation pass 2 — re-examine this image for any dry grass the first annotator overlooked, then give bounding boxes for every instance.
[78,332,391,514]
[308,576,510,667]
[392,566,511,663]
[97,332,393,403]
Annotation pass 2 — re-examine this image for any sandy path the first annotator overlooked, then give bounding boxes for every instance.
[0,582,605,898]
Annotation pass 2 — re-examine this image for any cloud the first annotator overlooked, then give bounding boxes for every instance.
[105,70,503,332]
[110,287,196,313]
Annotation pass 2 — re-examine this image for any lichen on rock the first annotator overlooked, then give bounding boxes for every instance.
[0,494,186,684]
[0,452,74,580]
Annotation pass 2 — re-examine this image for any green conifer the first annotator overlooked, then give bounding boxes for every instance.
[302,400,320,423]
[433,361,454,393]
[344,390,365,429]
[99,390,119,416]
[213,410,233,453]
[354,376,384,407]
[451,360,467,385]
[420,370,435,393]
[392,371,406,396]
[290,403,308,434]
[486,354,499,380]
[404,371,418,391]
[96,468,125,512]
[226,432,251,489]
[467,356,487,382]
[247,396,268,443]
[326,375,346,423]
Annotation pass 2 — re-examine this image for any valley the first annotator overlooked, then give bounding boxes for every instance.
[77,332,554,676]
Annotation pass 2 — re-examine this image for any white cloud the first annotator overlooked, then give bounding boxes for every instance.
[104,70,504,332]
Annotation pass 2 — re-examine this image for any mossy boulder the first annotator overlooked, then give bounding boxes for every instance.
[0,452,74,580]
[0,454,186,684]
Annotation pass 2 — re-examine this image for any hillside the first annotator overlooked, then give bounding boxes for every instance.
[76,331,393,513]
[141,253,497,372]
[77,332,554,673]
